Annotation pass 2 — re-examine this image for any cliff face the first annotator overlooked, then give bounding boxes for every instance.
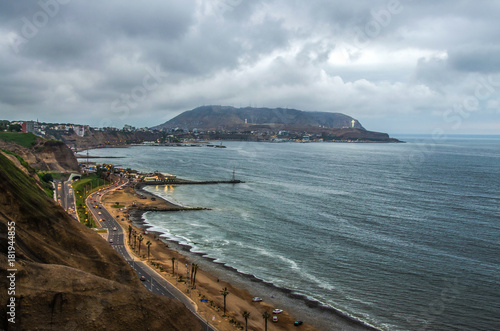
[0,153,203,330]
[0,138,79,173]
[60,130,161,150]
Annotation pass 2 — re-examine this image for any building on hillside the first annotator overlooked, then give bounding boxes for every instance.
[21,121,39,133]
[74,125,85,137]
[123,124,135,132]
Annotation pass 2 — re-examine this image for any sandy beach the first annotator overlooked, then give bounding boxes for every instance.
[101,183,319,331]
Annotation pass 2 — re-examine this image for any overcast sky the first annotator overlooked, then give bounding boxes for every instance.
[1,0,499,134]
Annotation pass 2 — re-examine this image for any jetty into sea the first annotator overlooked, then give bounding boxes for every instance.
[136,178,244,188]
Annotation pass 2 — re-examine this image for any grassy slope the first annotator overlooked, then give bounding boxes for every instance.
[0,132,37,148]
[1,148,36,174]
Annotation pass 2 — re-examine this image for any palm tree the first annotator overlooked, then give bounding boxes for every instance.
[243,311,250,331]
[220,287,229,316]
[262,311,270,331]
[137,235,144,255]
[171,257,175,276]
[192,264,199,288]
[146,241,152,260]
[128,225,132,242]
[132,232,137,249]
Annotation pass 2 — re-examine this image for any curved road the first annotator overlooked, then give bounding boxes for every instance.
[85,179,216,331]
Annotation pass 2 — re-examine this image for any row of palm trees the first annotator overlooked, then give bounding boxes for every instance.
[128,225,152,259]
[127,226,274,330]
[220,287,273,331]
[242,310,271,331]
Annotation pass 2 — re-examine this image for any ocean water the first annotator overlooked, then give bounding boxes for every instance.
[85,136,500,330]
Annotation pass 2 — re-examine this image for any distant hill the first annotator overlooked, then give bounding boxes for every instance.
[152,106,365,131]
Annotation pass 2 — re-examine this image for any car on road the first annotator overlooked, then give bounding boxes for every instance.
[140,276,146,281]
[294,321,303,326]
[252,297,263,302]
[273,309,283,314]
[151,197,156,201]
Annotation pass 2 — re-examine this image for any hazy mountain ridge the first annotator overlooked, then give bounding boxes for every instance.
[153,106,365,131]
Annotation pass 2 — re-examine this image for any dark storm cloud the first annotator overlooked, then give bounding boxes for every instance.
[448,46,500,73]
[0,0,499,133]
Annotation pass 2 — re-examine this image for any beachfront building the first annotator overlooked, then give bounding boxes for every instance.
[140,172,177,183]
[162,173,177,182]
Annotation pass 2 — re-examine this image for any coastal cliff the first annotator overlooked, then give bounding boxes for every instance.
[58,130,161,150]
[0,133,80,172]
[0,152,203,330]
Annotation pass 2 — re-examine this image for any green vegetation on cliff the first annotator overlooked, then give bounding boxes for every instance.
[0,152,49,218]
[1,149,36,174]
[0,132,37,148]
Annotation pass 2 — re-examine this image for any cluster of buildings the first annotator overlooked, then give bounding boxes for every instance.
[80,162,177,183]
[8,120,90,137]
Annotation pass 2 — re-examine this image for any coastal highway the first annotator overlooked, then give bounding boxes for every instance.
[54,179,77,219]
[85,180,216,331]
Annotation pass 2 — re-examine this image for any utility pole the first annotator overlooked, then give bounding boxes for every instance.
[176,260,179,281]
[232,167,235,182]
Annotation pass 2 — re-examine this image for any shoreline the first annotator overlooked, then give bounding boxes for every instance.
[132,185,380,331]
[101,184,320,331]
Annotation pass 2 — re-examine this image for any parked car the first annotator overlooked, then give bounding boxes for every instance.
[272,316,278,323]
[252,297,263,302]
[113,227,117,231]
[273,309,283,314]
[109,238,113,243]
[100,219,106,222]
[294,321,303,326]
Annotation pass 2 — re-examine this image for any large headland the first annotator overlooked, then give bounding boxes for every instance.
[24,106,401,150]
